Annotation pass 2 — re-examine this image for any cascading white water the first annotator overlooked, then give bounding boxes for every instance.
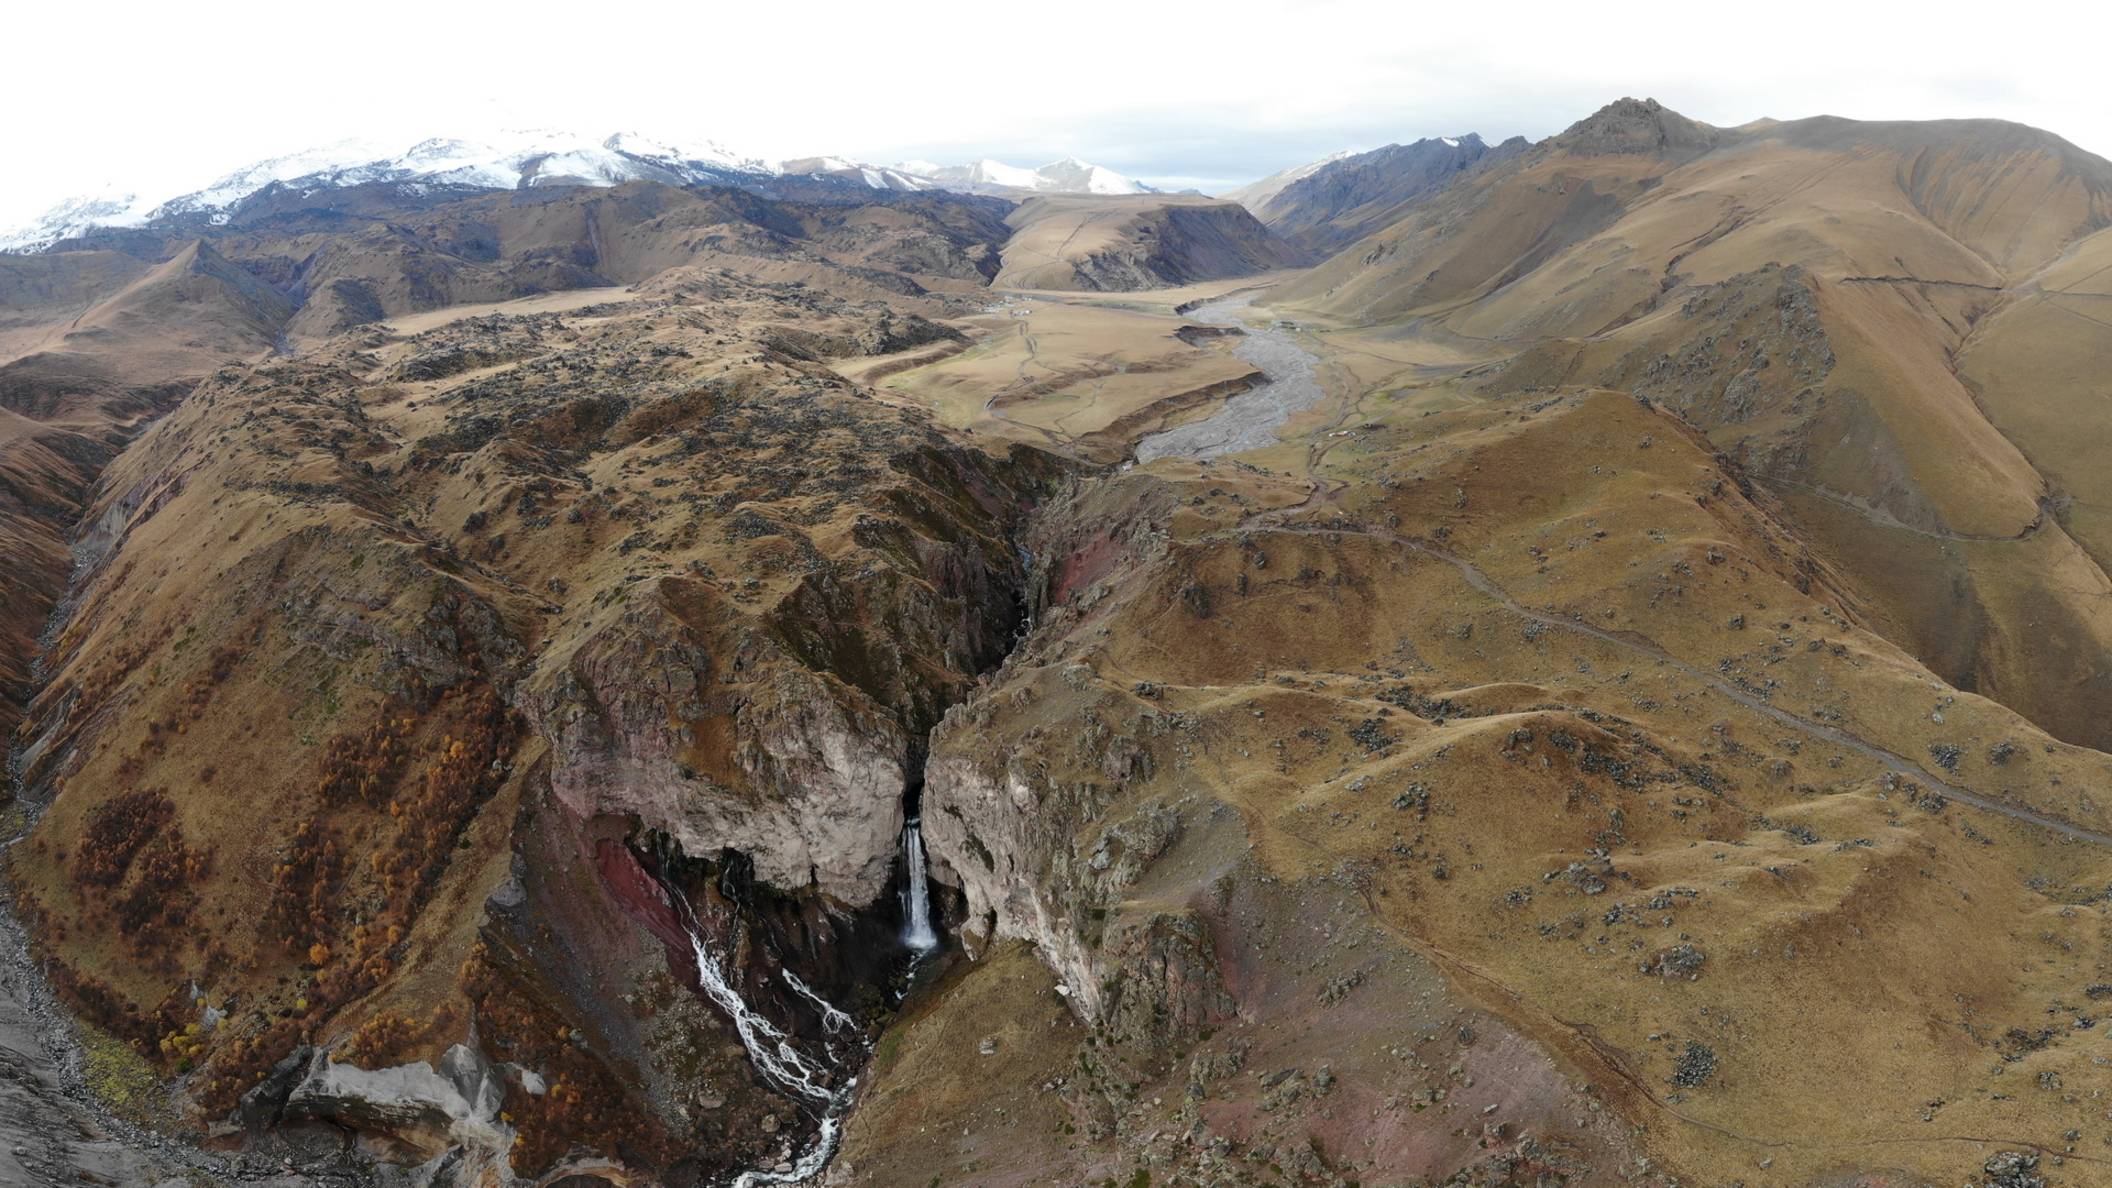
[661,876,855,1187]
[782,969,854,1035]
[900,820,939,952]
[681,929,839,1104]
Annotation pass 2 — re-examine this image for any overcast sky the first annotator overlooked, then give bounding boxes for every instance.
[4,0,2107,227]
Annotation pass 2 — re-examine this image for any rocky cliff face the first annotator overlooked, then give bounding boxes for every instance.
[535,596,913,903]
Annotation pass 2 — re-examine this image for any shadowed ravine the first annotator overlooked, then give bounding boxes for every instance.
[654,859,856,1187]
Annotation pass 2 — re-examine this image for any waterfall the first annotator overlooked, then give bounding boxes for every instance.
[656,868,855,1186]
[901,819,939,952]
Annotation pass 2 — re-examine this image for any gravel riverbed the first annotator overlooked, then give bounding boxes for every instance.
[1134,293,1326,462]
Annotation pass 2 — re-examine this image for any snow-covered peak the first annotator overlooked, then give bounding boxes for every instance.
[0,189,161,253]
[605,132,771,174]
[1,128,786,253]
[1033,156,1145,195]
[781,153,1151,197]
[777,156,931,192]
[949,159,1042,189]
[916,156,1152,196]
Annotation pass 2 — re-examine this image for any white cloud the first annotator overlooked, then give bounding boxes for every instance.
[4,0,2108,225]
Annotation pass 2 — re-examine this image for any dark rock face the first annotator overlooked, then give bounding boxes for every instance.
[1063,203,1307,290]
[1257,134,1529,254]
[995,198,1307,291]
[1098,911,1234,1075]
[1173,323,1244,347]
[856,312,963,355]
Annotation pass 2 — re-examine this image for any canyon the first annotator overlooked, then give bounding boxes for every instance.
[1,96,2109,1188]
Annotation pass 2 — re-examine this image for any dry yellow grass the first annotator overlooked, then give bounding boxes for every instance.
[862,297,1262,459]
[877,386,2112,1186]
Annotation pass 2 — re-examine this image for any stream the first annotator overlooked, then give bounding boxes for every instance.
[657,815,946,1188]
[1134,293,1327,462]
[659,869,857,1188]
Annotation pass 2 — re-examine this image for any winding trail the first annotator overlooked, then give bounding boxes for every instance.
[1769,477,2049,544]
[1261,518,2112,849]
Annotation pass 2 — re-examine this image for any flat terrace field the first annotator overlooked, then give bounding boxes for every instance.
[844,288,1263,460]
[845,271,1505,468]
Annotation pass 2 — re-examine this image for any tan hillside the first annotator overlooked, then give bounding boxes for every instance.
[993,195,1304,291]
[0,243,292,754]
[847,384,2112,1188]
[1278,99,2112,752]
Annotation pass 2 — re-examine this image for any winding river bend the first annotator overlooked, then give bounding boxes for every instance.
[1134,293,1326,462]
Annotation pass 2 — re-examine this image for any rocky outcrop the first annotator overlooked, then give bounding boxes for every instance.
[924,739,1232,1071]
[1096,910,1234,1074]
[280,1045,514,1166]
[1487,263,1838,466]
[922,751,1102,1006]
[533,589,912,904]
[1552,95,1723,158]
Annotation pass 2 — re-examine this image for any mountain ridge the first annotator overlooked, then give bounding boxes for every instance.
[1,134,1158,254]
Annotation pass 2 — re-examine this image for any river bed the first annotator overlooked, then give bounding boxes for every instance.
[1134,293,1326,462]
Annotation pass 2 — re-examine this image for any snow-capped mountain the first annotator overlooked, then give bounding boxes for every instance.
[1,190,163,251]
[2,135,1155,253]
[916,157,1153,196]
[0,130,787,253]
[769,154,1153,197]
[777,157,934,192]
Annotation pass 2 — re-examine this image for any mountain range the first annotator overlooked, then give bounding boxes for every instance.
[0,131,1157,253]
